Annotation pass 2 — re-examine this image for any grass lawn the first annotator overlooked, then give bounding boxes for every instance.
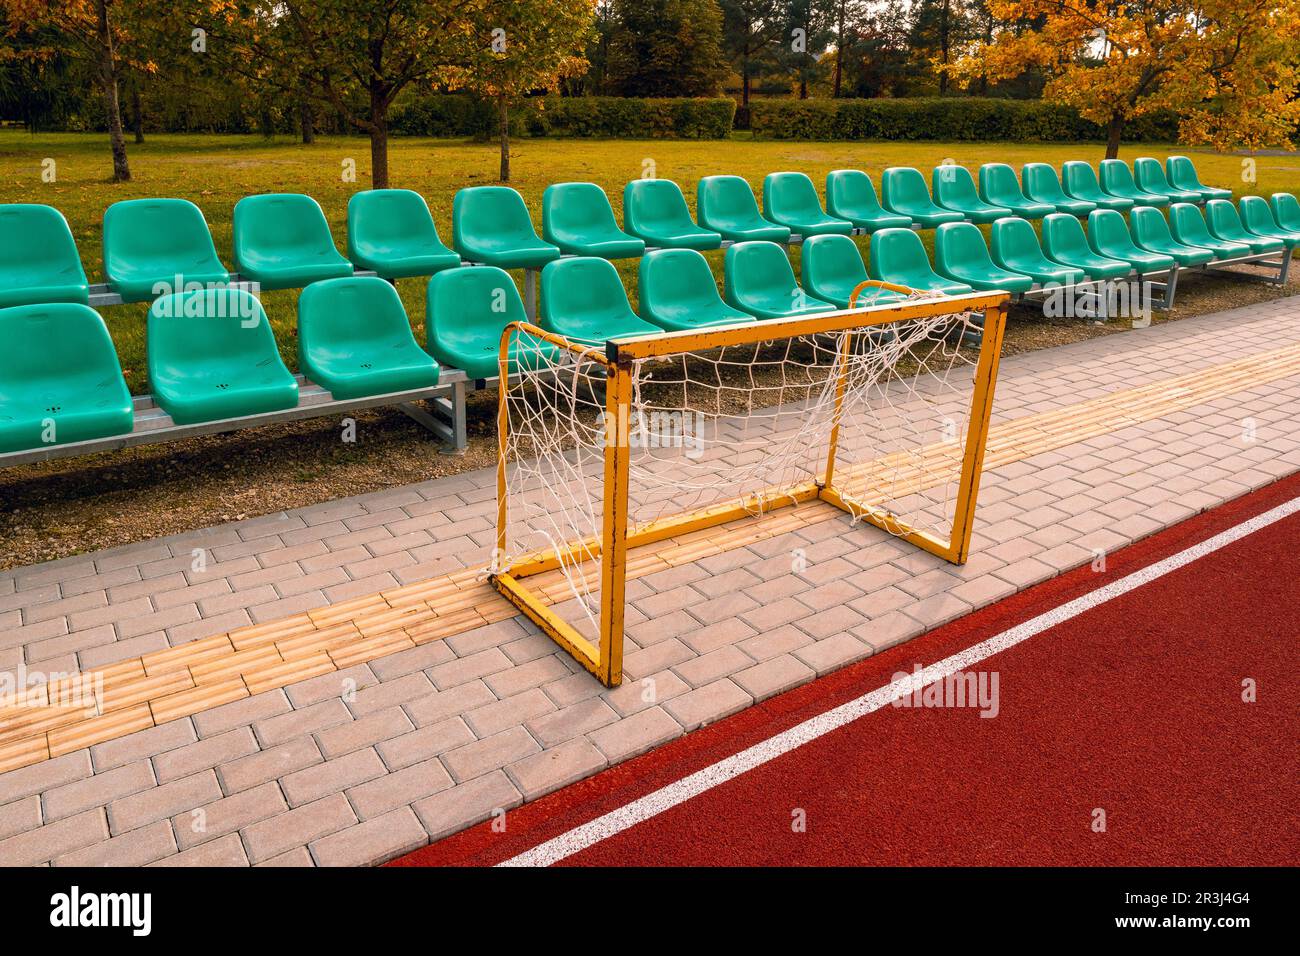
[2,130,1297,392]
[1,131,1298,568]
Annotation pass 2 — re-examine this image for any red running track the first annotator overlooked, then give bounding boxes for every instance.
[393,472,1300,867]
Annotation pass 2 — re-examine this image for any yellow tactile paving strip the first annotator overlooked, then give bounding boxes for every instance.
[3,341,1299,775]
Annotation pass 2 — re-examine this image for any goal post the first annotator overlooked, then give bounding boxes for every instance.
[492,284,1011,687]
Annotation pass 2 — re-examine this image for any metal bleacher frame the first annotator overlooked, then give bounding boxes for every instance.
[0,371,469,470]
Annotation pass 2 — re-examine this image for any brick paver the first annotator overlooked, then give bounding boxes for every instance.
[3,297,1300,864]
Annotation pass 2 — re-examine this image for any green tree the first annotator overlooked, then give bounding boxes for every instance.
[606,0,729,97]
[208,0,500,188]
[442,0,594,182]
[908,0,976,94]
[825,0,919,97]
[579,0,618,95]
[720,0,784,107]
[777,0,836,98]
[827,0,868,97]
[0,15,89,131]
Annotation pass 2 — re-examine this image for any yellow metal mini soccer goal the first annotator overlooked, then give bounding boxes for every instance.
[491,282,1010,687]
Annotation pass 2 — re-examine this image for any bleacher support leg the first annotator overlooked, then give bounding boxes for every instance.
[1163,268,1179,310]
[398,381,469,455]
[451,380,468,452]
[525,268,538,319]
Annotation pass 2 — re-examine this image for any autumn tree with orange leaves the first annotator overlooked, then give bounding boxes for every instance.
[950,0,1300,158]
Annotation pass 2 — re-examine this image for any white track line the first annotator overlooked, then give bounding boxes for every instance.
[499,492,1300,867]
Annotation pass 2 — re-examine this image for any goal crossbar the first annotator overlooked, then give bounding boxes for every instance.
[492,282,1011,686]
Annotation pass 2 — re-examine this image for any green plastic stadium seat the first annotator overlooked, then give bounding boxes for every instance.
[978,165,1054,219]
[1166,156,1232,201]
[147,288,298,425]
[1098,159,1169,208]
[0,303,133,453]
[1087,210,1176,274]
[801,234,906,309]
[347,189,460,280]
[637,248,753,331]
[696,176,790,243]
[880,168,964,228]
[540,257,660,346]
[1041,213,1132,280]
[1271,193,1300,232]
[1061,162,1134,212]
[0,204,90,308]
[298,276,439,400]
[762,172,853,237]
[1132,158,1202,204]
[931,165,1012,224]
[623,180,722,250]
[1022,164,1096,216]
[933,222,1034,294]
[1168,203,1252,260]
[1204,200,1284,255]
[103,199,230,303]
[1128,207,1214,268]
[1238,196,1300,250]
[724,241,837,318]
[426,266,557,379]
[452,186,561,269]
[232,194,353,291]
[542,182,645,260]
[990,218,1087,286]
[868,228,973,295]
[825,170,912,232]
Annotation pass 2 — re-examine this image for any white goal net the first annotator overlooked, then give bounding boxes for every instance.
[492,293,1001,658]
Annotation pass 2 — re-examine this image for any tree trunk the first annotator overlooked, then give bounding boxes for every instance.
[370,123,389,189]
[132,87,143,144]
[742,54,750,107]
[94,0,130,181]
[498,94,510,183]
[300,101,315,144]
[938,0,950,95]
[1105,113,1124,159]
[833,1,845,98]
[368,83,391,188]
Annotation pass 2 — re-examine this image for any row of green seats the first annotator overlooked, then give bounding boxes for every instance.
[2,268,567,454]
[883,156,1232,232]
[0,277,456,453]
[363,156,1237,273]
[931,199,1299,295]
[541,236,927,343]
[459,174,851,267]
[0,193,418,310]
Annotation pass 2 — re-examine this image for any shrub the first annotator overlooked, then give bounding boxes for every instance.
[749,98,1182,143]
[390,95,734,139]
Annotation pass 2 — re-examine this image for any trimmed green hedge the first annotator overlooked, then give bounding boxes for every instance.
[391,95,735,139]
[749,98,1181,143]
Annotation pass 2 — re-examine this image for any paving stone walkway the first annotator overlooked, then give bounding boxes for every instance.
[2,296,1299,866]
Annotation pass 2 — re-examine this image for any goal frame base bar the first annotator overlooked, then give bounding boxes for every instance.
[491,284,1011,686]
